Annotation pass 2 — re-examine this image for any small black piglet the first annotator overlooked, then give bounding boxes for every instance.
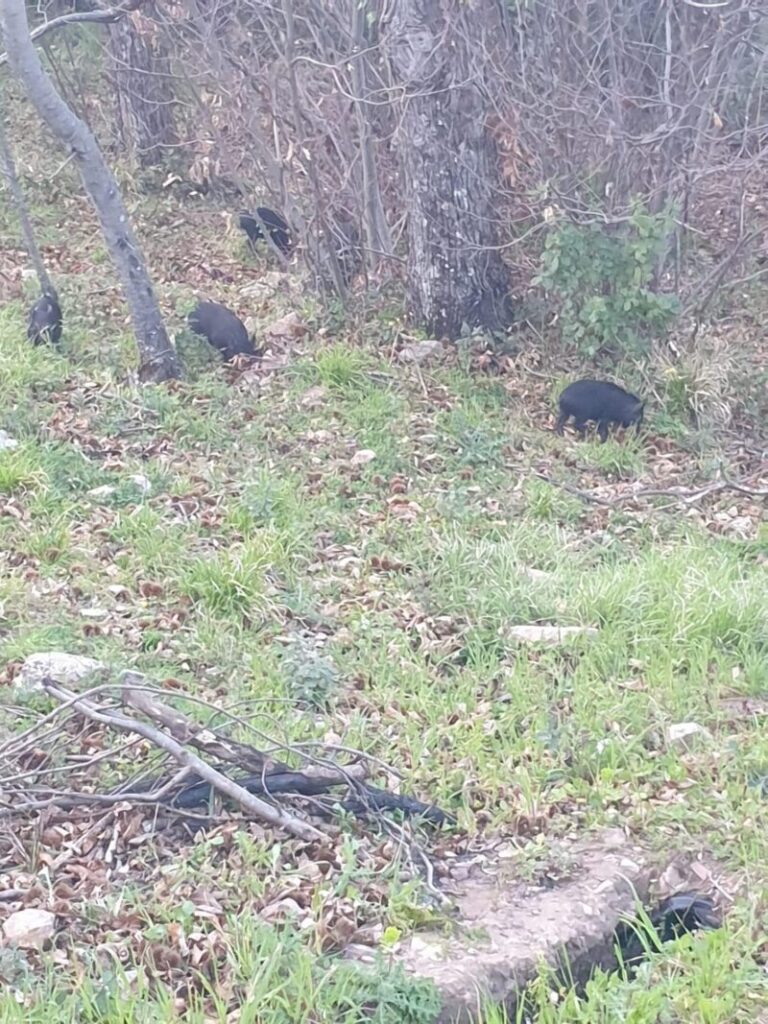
[556,379,644,442]
[238,207,293,256]
[27,293,62,347]
[188,301,256,362]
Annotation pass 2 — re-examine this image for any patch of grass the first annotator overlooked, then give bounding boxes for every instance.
[0,920,441,1023]
[108,504,190,575]
[227,469,308,535]
[180,532,296,622]
[314,343,373,392]
[0,442,48,495]
[523,478,583,523]
[573,435,646,477]
[440,403,507,468]
[0,307,68,412]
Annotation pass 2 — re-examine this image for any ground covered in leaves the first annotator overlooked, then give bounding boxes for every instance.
[1,110,768,1023]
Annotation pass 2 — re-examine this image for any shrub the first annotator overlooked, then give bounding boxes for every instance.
[534,202,679,356]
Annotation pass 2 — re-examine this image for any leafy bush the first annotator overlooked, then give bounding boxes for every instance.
[534,203,679,355]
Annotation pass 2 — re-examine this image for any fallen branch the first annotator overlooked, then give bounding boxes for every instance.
[170,770,455,826]
[532,473,617,507]
[122,675,288,775]
[536,472,767,509]
[632,478,768,503]
[41,678,324,842]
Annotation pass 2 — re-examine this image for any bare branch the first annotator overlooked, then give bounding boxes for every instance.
[0,8,130,67]
[41,678,325,842]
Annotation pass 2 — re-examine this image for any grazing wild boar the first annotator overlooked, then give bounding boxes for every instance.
[238,207,293,256]
[556,379,644,442]
[27,293,62,347]
[188,301,255,362]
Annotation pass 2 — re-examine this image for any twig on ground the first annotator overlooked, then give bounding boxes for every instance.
[535,471,767,509]
[41,678,324,841]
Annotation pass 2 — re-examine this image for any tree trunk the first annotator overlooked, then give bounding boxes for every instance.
[107,3,177,168]
[350,0,393,272]
[0,84,56,300]
[383,0,510,339]
[0,0,180,383]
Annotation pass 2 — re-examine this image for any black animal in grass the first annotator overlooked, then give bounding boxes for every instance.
[238,207,293,257]
[556,379,644,443]
[614,891,721,971]
[187,300,256,362]
[27,292,62,347]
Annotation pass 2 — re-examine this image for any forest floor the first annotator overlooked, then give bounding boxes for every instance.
[1,109,768,1024]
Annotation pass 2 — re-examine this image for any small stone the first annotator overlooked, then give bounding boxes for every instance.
[301,386,327,409]
[667,722,713,750]
[15,652,106,694]
[351,449,376,468]
[521,567,552,583]
[129,473,151,495]
[2,909,55,949]
[506,625,599,645]
[0,430,19,451]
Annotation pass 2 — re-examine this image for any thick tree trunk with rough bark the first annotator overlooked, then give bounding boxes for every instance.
[108,4,177,168]
[0,0,180,382]
[384,0,510,339]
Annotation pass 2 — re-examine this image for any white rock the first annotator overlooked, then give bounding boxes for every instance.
[2,909,55,949]
[351,449,376,467]
[506,625,598,645]
[0,430,19,451]
[667,722,713,750]
[15,652,106,694]
[129,473,151,495]
[80,607,108,619]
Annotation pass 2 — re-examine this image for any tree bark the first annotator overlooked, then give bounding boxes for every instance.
[0,0,180,383]
[383,0,510,339]
[350,0,393,271]
[0,85,56,300]
[107,3,177,168]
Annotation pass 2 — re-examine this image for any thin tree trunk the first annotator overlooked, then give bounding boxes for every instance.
[350,0,392,271]
[0,84,56,300]
[384,0,510,339]
[0,0,180,383]
[107,3,177,168]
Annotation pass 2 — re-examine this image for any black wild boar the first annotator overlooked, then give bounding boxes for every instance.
[556,379,644,442]
[27,293,62,347]
[614,891,720,970]
[188,301,255,362]
[238,207,293,256]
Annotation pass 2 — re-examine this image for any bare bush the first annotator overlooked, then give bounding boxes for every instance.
[8,0,768,343]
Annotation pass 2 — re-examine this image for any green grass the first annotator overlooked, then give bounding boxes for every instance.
[2,190,768,1021]
[0,917,441,1023]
